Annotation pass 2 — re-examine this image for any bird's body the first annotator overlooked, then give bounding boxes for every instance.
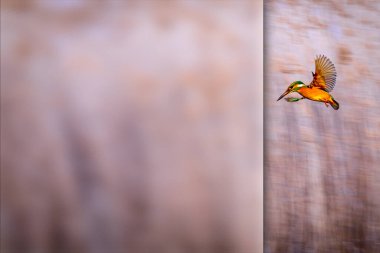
[277,55,339,110]
[298,86,335,104]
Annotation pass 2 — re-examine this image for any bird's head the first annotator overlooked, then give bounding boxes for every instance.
[277,81,306,101]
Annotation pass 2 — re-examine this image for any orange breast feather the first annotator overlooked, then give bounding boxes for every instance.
[298,87,331,102]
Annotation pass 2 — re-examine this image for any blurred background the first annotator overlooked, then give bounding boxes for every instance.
[1,1,263,253]
[265,0,380,252]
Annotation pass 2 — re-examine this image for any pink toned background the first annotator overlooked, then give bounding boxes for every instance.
[1,1,263,253]
[266,1,380,252]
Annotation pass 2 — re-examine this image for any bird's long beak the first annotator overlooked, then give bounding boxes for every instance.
[277,90,291,101]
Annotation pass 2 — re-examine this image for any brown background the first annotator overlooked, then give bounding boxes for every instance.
[1,1,263,253]
[265,0,380,252]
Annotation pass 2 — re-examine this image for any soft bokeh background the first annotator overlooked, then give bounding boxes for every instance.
[1,1,263,253]
[265,0,380,252]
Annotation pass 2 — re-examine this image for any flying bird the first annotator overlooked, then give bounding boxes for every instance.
[277,55,339,110]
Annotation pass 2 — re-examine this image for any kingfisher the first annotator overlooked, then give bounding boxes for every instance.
[277,55,339,110]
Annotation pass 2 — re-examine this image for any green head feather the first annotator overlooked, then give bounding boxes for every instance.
[289,81,306,91]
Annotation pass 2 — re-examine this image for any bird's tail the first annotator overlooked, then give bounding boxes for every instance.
[329,97,339,110]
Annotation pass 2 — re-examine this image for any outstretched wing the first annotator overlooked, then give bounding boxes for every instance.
[309,55,337,92]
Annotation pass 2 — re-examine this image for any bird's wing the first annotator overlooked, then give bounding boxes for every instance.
[309,55,337,92]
